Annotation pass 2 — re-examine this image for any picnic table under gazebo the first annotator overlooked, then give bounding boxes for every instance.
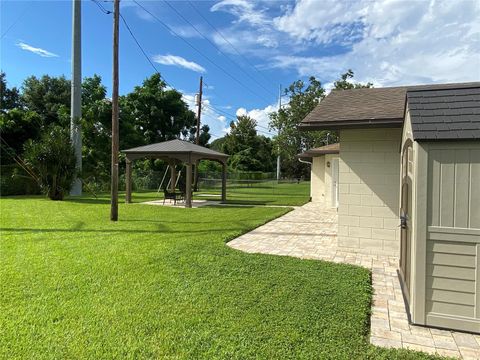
[123,139,229,208]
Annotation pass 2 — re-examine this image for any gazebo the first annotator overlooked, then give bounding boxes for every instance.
[122,139,229,208]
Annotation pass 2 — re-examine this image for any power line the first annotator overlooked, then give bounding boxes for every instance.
[205,101,273,132]
[203,104,273,137]
[119,14,166,81]
[91,0,111,14]
[1,5,29,39]
[202,80,238,110]
[132,0,273,104]
[95,4,271,140]
[187,0,274,87]
[118,13,228,140]
[164,0,276,99]
[121,13,223,116]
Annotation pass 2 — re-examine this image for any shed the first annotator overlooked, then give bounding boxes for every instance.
[298,143,340,207]
[400,85,480,333]
[123,139,229,208]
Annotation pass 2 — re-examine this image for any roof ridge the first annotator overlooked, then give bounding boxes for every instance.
[330,82,480,93]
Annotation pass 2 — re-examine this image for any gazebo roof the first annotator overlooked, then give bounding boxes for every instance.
[123,139,228,163]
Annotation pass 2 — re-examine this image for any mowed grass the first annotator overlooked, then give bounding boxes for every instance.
[0,197,441,359]
[129,180,311,206]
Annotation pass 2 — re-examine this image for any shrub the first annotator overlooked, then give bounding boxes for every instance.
[0,165,41,196]
[24,126,77,200]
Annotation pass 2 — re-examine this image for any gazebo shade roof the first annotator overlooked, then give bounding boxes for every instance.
[123,139,228,162]
[123,139,228,207]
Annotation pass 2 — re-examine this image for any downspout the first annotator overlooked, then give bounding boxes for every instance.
[298,158,312,165]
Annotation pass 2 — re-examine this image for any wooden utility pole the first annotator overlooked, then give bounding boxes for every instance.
[193,76,202,191]
[110,0,120,221]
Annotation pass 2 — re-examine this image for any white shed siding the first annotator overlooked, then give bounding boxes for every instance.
[338,128,402,255]
[324,154,339,207]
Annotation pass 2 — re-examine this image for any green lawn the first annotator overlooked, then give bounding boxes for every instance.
[0,196,441,359]
[129,180,311,206]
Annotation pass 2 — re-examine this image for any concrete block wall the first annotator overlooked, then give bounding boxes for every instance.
[338,128,402,256]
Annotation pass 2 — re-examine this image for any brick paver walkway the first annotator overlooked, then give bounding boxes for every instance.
[228,202,480,359]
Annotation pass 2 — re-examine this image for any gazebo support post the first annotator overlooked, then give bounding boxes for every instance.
[125,158,132,203]
[170,161,176,193]
[186,162,192,208]
[221,162,227,203]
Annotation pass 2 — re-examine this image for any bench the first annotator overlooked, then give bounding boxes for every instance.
[163,189,183,205]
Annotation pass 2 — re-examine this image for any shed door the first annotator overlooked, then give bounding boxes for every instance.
[331,159,339,208]
[400,144,412,300]
[425,146,480,333]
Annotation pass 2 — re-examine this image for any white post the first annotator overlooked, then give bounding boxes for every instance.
[70,0,82,195]
[276,84,281,182]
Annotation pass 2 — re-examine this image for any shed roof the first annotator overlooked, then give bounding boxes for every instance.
[407,86,480,140]
[123,139,228,162]
[299,82,480,130]
[297,143,339,159]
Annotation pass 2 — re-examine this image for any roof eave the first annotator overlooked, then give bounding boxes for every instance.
[298,118,404,131]
[297,150,339,157]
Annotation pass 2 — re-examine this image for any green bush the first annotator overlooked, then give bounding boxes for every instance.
[0,165,41,196]
[24,126,77,200]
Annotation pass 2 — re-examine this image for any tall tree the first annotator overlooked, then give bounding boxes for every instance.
[269,76,327,178]
[333,69,373,90]
[269,71,372,178]
[0,73,41,164]
[222,115,275,172]
[80,75,114,183]
[0,72,21,112]
[183,124,211,146]
[122,73,196,145]
[21,75,71,127]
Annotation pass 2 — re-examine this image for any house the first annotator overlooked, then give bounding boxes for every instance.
[299,82,480,333]
[297,143,339,207]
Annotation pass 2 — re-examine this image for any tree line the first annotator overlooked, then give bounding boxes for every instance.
[0,70,370,197]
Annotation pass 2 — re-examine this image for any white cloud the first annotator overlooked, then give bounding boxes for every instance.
[152,54,206,73]
[235,104,278,136]
[235,107,247,117]
[16,42,58,58]
[211,0,270,27]
[268,0,480,86]
[209,0,479,86]
[181,92,231,139]
[210,0,283,54]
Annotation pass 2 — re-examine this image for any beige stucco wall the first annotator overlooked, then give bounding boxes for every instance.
[338,128,402,255]
[310,156,325,203]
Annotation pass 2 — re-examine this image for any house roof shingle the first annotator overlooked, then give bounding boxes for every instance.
[407,87,480,140]
[299,82,480,130]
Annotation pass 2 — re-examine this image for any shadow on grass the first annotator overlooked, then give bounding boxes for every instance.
[204,205,255,209]
[64,197,112,205]
[0,226,242,235]
[223,200,270,206]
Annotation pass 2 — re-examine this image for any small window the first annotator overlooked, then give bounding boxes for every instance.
[408,147,413,175]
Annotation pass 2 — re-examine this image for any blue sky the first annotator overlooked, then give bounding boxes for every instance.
[2,0,479,139]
